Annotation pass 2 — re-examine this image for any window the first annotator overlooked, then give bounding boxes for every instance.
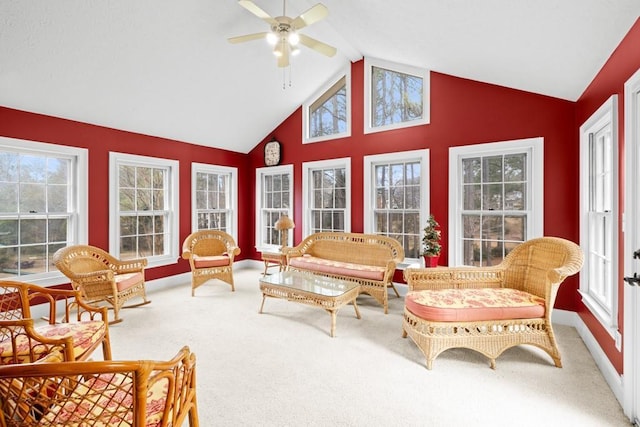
[303,69,351,143]
[302,158,350,235]
[191,163,237,239]
[579,95,619,334]
[109,153,179,268]
[364,150,429,263]
[364,57,430,134]
[0,137,87,285]
[255,165,293,251]
[449,138,543,266]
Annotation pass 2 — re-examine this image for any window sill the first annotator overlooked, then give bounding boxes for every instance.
[579,290,618,339]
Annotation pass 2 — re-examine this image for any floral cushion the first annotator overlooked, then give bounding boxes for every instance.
[289,255,385,281]
[405,288,545,322]
[115,272,144,292]
[41,372,170,426]
[193,255,230,268]
[0,321,106,364]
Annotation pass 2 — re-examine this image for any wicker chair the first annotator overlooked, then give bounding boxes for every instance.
[53,245,150,324]
[0,346,199,426]
[0,281,112,364]
[182,230,241,296]
[402,237,584,369]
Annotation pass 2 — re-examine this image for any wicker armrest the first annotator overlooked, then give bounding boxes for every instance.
[28,285,109,324]
[110,257,148,274]
[226,246,241,260]
[282,247,303,262]
[69,269,115,284]
[404,266,505,291]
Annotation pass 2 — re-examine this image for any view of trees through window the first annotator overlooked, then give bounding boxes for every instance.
[0,152,70,277]
[118,164,167,260]
[461,153,527,266]
[309,77,347,139]
[262,173,290,246]
[311,167,346,232]
[196,171,229,231]
[373,161,421,258]
[371,66,423,127]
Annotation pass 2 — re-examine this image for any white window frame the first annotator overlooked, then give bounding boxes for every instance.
[109,153,179,269]
[303,67,351,144]
[364,57,430,135]
[579,95,619,336]
[190,163,238,241]
[448,137,544,266]
[255,165,294,252]
[0,137,88,285]
[302,158,351,236]
[363,149,430,267]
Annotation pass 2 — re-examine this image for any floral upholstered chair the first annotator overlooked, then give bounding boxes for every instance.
[182,230,241,296]
[53,245,150,324]
[0,346,199,426]
[0,280,111,364]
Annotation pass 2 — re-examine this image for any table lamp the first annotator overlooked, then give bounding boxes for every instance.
[274,214,295,249]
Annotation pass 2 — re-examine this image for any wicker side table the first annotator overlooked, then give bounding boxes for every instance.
[261,250,286,275]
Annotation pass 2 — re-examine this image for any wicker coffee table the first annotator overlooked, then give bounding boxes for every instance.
[259,271,361,337]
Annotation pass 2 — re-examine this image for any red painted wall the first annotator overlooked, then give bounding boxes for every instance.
[574,17,640,373]
[0,106,250,284]
[248,60,579,304]
[2,18,638,373]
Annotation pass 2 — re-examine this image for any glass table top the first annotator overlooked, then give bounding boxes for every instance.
[259,271,359,297]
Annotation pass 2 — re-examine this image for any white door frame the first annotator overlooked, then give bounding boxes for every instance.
[623,67,640,423]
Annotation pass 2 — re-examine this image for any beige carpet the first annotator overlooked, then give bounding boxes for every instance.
[107,268,631,426]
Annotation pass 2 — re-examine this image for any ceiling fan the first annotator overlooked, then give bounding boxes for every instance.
[228,0,337,68]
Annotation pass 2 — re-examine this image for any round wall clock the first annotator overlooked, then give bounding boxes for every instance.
[264,140,281,166]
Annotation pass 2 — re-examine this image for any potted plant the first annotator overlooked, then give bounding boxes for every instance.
[422,214,442,267]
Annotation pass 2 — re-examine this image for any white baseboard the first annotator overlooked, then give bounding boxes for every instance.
[553,308,624,407]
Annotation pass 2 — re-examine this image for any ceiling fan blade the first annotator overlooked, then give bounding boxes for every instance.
[238,0,278,25]
[291,3,328,29]
[228,32,269,44]
[298,33,336,57]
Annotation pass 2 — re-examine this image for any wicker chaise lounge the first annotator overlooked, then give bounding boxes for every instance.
[402,237,584,369]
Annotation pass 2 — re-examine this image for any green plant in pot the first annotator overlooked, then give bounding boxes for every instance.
[422,214,442,267]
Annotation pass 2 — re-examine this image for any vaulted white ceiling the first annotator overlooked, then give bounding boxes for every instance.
[1,1,638,153]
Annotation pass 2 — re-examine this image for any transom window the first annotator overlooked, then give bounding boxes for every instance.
[191,163,237,238]
[302,158,351,235]
[449,138,543,266]
[109,153,179,268]
[0,137,87,284]
[364,57,430,134]
[364,150,429,262]
[579,95,619,334]
[303,69,351,144]
[255,165,293,250]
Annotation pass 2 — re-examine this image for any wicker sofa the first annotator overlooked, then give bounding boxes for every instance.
[402,237,583,369]
[283,232,405,314]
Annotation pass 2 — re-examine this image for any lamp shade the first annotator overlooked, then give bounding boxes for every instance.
[274,214,295,231]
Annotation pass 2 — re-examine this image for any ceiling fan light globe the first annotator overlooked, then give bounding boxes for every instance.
[291,46,301,56]
[266,31,278,45]
[288,31,300,46]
